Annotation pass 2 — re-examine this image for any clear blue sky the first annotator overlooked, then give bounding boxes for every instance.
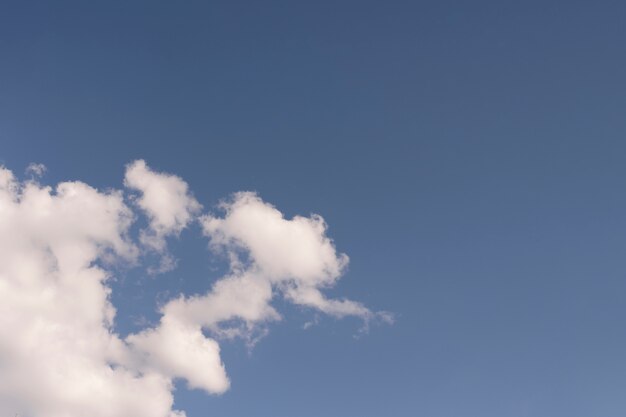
[2,1,626,416]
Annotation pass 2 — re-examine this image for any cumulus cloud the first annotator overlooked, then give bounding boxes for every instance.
[146,192,392,355]
[0,166,183,417]
[201,192,391,323]
[127,316,229,394]
[124,160,201,273]
[0,162,390,417]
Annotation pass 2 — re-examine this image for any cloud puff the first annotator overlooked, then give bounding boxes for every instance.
[25,162,47,177]
[0,166,183,417]
[201,192,391,323]
[0,162,390,417]
[203,192,349,286]
[124,160,201,273]
[148,192,392,355]
[127,316,229,394]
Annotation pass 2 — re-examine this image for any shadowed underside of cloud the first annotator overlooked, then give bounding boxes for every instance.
[0,161,392,417]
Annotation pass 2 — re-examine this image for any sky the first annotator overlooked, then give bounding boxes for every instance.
[1,1,626,416]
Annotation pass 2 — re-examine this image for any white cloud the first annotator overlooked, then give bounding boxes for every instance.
[203,192,349,286]
[0,163,391,417]
[0,166,184,417]
[148,192,391,354]
[201,192,390,323]
[127,316,229,394]
[124,160,201,273]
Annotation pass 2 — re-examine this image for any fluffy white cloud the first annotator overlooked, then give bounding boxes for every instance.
[127,316,229,394]
[0,167,184,417]
[203,192,349,286]
[201,192,391,323]
[0,162,390,417]
[124,160,201,272]
[148,192,392,353]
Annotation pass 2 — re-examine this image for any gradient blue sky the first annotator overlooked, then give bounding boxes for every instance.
[2,1,626,416]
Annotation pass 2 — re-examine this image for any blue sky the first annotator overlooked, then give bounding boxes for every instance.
[2,1,626,416]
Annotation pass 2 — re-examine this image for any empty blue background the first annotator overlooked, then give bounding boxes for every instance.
[2,1,626,416]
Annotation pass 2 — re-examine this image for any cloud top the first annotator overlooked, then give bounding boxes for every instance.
[124,160,201,272]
